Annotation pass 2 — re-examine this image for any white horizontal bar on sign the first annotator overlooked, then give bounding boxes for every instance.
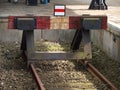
[55,6,65,9]
[55,12,65,16]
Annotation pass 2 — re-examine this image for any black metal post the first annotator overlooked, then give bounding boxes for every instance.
[70,29,82,51]
[21,31,27,51]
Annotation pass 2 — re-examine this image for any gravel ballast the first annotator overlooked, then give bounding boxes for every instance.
[0,41,120,90]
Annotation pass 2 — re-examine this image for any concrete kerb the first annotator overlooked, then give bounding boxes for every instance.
[108,21,120,37]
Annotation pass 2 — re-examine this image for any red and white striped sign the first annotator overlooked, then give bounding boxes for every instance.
[54,5,66,16]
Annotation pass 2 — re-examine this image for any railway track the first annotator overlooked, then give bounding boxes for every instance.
[7,15,115,89]
[20,41,118,90]
[0,41,117,90]
[28,59,117,90]
[80,60,118,90]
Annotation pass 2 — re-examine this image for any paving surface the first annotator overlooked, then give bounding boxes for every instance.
[0,0,120,25]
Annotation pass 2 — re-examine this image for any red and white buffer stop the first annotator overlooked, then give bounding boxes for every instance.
[8,15,107,30]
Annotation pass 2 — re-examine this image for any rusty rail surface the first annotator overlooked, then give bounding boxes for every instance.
[29,60,118,90]
[30,64,46,90]
[24,52,117,90]
[80,60,118,90]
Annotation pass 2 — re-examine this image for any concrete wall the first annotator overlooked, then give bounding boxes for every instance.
[91,21,120,61]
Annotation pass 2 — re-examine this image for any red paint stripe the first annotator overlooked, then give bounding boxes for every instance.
[69,17,81,29]
[8,16,15,29]
[54,9,65,12]
[102,16,107,30]
[36,16,50,29]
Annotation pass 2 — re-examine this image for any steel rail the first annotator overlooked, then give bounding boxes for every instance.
[80,60,118,90]
[29,60,118,90]
[30,64,46,90]
[26,53,117,90]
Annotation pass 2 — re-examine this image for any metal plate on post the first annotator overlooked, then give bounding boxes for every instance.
[82,18,102,30]
[15,17,36,30]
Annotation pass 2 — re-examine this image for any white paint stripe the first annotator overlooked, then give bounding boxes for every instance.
[55,12,65,16]
[55,6,65,9]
